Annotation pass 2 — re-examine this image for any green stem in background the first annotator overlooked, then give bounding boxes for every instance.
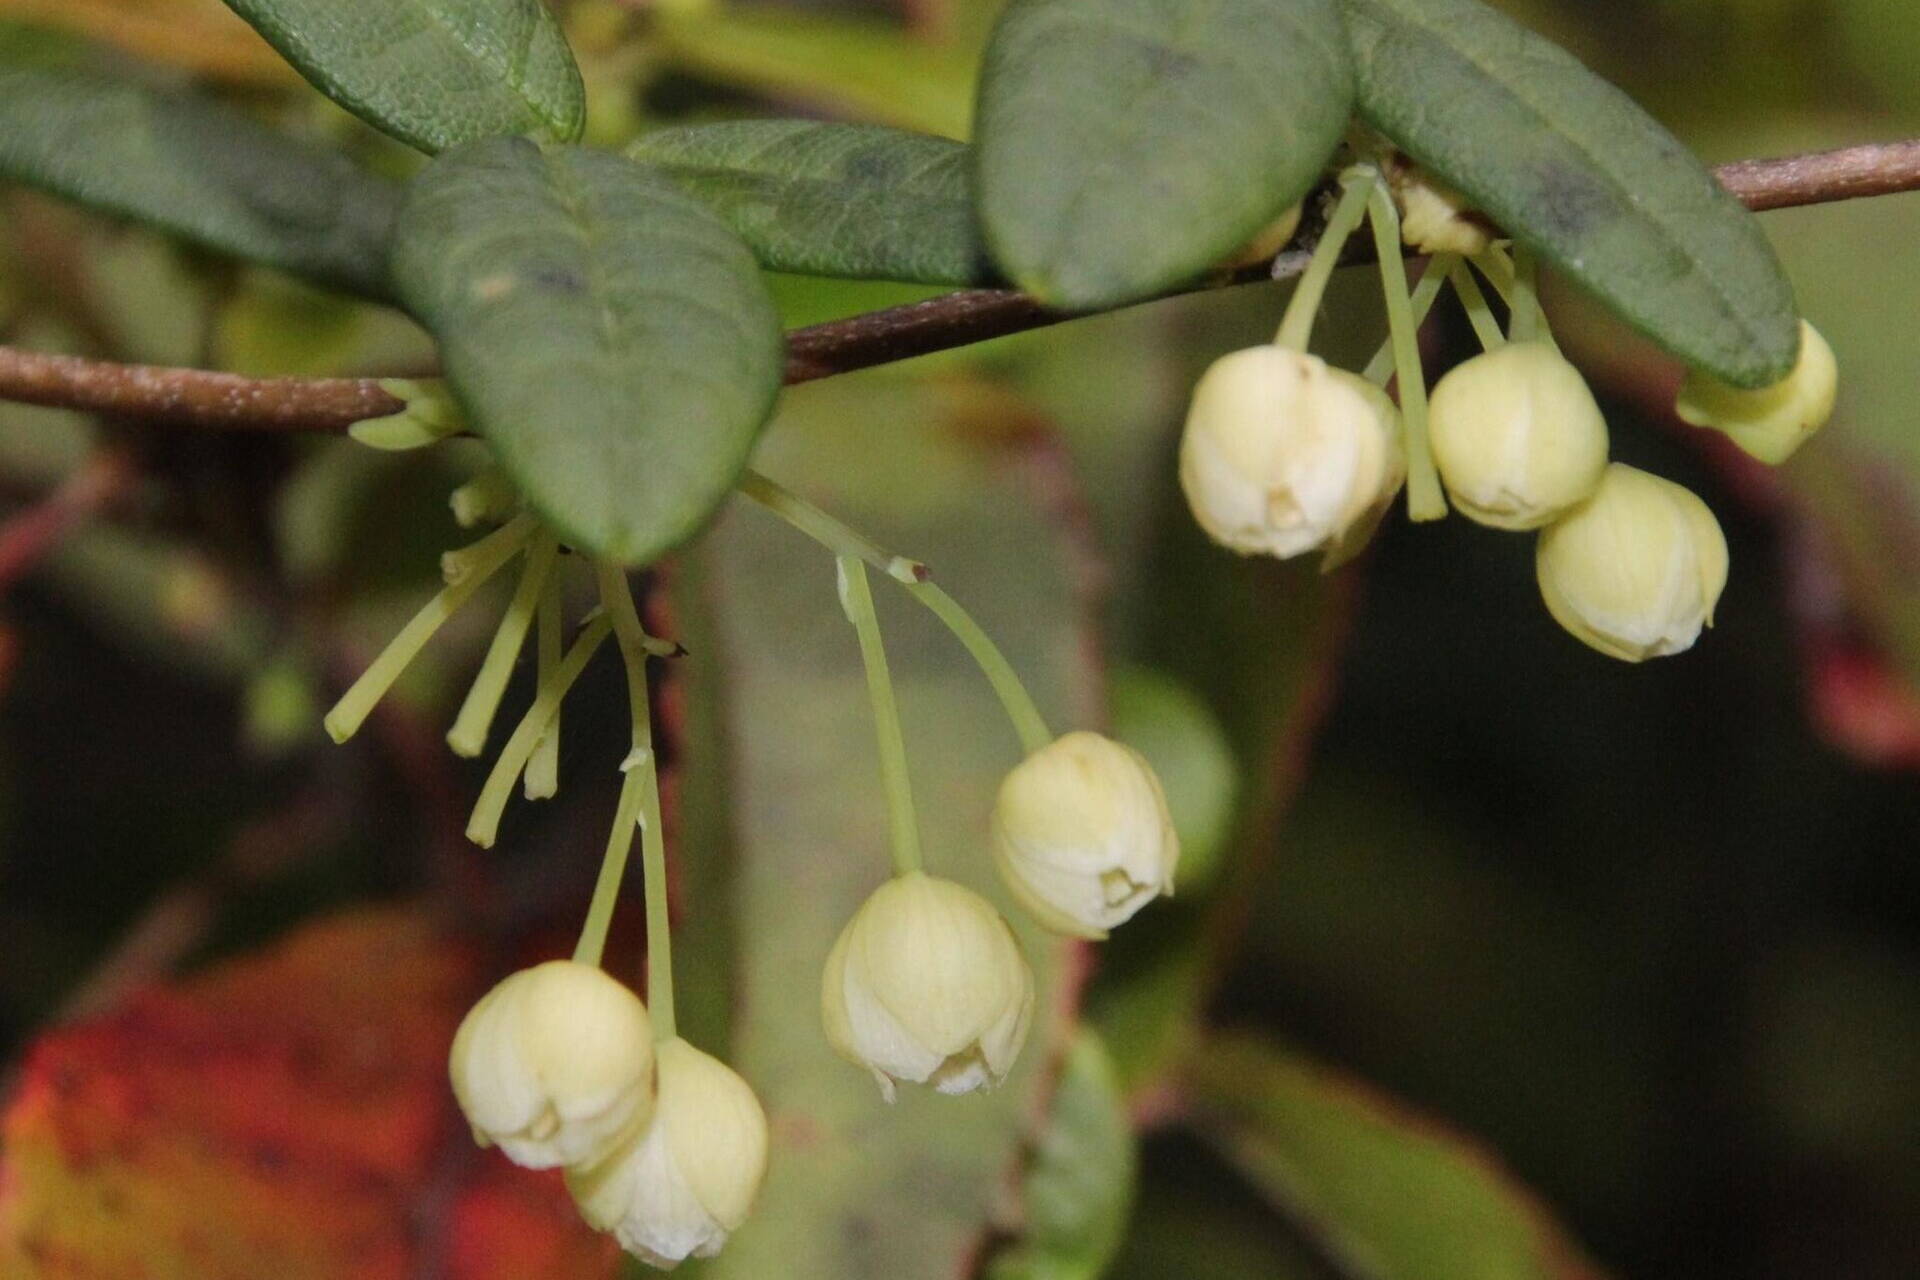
[467,611,612,847]
[1274,168,1378,352]
[524,569,565,799]
[1366,186,1448,522]
[738,470,924,583]
[447,530,558,758]
[1447,261,1507,352]
[838,555,923,876]
[576,564,675,1040]
[1509,244,1543,343]
[742,470,1051,756]
[1362,252,1457,385]
[905,582,1051,756]
[323,514,536,744]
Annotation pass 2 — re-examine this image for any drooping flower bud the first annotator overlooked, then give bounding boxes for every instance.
[991,731,1179,939]
[1180,346,1400,559]
[1321,372,1406,569]
[448,960,655,1169]
[1219,203,1304,271]
[1675,320,1837,464]
[1536,463,1729,662]
[1390,167,1492,257]
[568,1038,768,1270]
[1427,342,1610,530]
[820,872,1034,1101]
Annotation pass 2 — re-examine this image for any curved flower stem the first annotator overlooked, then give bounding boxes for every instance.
[741,470,1051,755]
[1366,187,1448,522]
[1362,253,1457,385]
[466,611,612,847]
[1447,261,1507,352]
[1468,249,1563,354]
[322,514,536,744]
[1274,168,1378,352]
[524,569,565,799]
[447,530,558,758]
[839,555,923,877]
[578,563,675,1039]
[1509,245,1544,343]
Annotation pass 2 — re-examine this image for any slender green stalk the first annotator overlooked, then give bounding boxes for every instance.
[1366,187,1447,522]
[906,582,1050,755]
[448,531,557,758]
[1509,245,1543,342]
[466,612,612,847]
[1362,253,1457,385]
[1468,248,1561,354]
[524,570,564,799]
[1274,169,1378,352]
[839,556,923,876]
[1447,261,1507,351]
[575,564,674,1039]
[738,470,924,583]
[323,514,536,744]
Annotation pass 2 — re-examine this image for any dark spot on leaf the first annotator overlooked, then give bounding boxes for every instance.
[532,266,586,294]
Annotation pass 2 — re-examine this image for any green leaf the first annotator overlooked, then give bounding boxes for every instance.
[973,0,1352,309]
[629,121,988,286]
[221,0,584,154]
[1185,1033,1610,1280]
[693,375,1098,1279]
[1341,0,1799,387]
[0,66,396,298]
[986,1031,1137,1280]
[389,138,783,565]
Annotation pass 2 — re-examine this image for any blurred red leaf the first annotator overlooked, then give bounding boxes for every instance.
[0,908,620,1279]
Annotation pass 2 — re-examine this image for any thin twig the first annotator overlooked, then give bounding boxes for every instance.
[0,139,1915,434]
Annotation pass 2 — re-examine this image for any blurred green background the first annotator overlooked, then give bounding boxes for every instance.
[0,1,1917,1277]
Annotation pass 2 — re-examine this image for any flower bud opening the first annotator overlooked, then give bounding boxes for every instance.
[448,960,655,1170]
[820,872,1034,1101]
[1675,320,1837,465]
[991,731,1180,939]
[1536,463,1729,662]
[1390,167,1492,257]
[1427,342,1610,530]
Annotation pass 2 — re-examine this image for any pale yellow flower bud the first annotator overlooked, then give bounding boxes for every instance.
[1428,342,1610,530]
[1321,372,1406,569]
[1392,170,1492,257]
[568,1038,768,1270]
[1180,346,1400,559]
[448,960,655,1170]
[1536,463,1729,662]
[1220,203,1304,271]
[820,872,1034,1101]
[991,731,1179,939]
[1675,320,1837,465]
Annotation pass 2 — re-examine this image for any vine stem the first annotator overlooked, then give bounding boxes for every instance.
[1274,169,1377,351]
[740,470,1052,755]
[0,140,1903,434]
[838,555,923,877]
[1366,187,1448,522]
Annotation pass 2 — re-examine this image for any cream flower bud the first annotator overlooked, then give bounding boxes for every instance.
[821,872,1034,1101]
[1536,463,1729,662]
[568,1038,768,1270]
[1675,320,1837,464]
[1427,342,1610,530]
[1220,203,1304,271]
[448,960,655,1170]
[1180,346,1399,559]
[991,731,1179,939]
[1391,169,1492,257]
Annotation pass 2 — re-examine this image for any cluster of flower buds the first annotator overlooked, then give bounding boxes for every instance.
[450,961,769,1269]
[1178,150,1838,663]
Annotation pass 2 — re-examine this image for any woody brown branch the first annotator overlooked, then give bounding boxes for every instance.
[1,138,1917,434]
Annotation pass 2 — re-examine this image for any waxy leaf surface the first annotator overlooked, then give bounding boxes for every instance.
[222,0,584,153]
[631,121,986,285]
[974,0,1352,309]
[0,65,397,298]
[1342,0,1799,387]
[390,139,784,565]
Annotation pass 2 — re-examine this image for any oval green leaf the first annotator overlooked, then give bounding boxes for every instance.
[1342,0,1799,387]
[390,138,784,564]
[973,0,1353,310]
[630,121,987,285]
[221,0,584,154]
[0,66,396,299]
